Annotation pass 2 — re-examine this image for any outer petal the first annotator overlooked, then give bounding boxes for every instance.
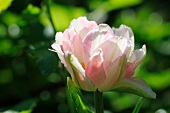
[85,50,106,89]
[52,32,64,54]
[55,32,63,45]
[67,53,95,91]
[71,29,84,63]
[62,29,74,53]
[51,32,67,66]
[128,45,146,67]
[117,38,133,59]
[70,17,98,39]
[82,24,114,65]
[51,43,66,66]
[124,62,135,78]
[98,56,126,91]
[113,24,134,49]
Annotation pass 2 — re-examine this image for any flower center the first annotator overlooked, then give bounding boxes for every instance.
[81,62,85,69]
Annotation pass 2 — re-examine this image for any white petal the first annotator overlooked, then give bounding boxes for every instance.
[55,32,63,45]
[67,53,95,91]
[70,16,97,39]
[128,45,146,67]
[82,25,113,64]
[113,24,134,54]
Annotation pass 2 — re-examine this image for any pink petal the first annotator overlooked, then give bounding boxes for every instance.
[85,50,106,89]
[98,56,127,91]
[82,24,114,65]
[124,62,135,78]
[71,30,84,64]
[70,17,98,39]
[96,39,117,61]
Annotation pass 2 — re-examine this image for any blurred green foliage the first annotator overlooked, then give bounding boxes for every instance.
[0,0,170,113]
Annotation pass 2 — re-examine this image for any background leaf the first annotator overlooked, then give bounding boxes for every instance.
[1,98,37,113]
[0,0,13,13]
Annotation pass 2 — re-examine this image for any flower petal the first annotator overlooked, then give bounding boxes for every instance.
[128,45,146,67]
[82,24,114,65]
[96,39,118,61]
[55,32,63,45]
[51,32,68,66]
[98,24,114,36]
[70,17,98,39]
[67,53,95,91]
[114,24,134,48]
[71,30,84,63]
[98,56,126,91]
[124,62,135,78]
[51,43,67,67]
[85,50,106,89]
[62,29,74,53]
[113,24,134,56]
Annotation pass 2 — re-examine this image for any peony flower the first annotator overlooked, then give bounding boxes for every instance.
[51,17,155,98]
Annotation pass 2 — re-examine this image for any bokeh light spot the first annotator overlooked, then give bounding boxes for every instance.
[155,109,167,113]
[148,12,163,24]
[8,24,20,38]
[58,103,68,113]
[40,90,51,101]
[0,69,13,84]
[43,26,54,38]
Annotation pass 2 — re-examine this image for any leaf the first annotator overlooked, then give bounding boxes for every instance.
[111,77,156,99]
[105,0,142,11]
[132,97,143,113]
[0,0,13,13]
[67,77,94,113]
[88,0,142,23]
[1,98,37,113]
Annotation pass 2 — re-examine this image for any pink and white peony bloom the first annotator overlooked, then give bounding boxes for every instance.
[51,17,147,92]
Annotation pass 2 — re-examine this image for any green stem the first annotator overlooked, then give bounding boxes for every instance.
[94,90,103,113]
[132,97,143,113]
[46,0,57,32]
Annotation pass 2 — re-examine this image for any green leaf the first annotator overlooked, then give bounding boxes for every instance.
[88,0,142,22]
[111,77,156,99]
[0,0,13,13]
[90,0,142,11]
[105,0,142,11]
[67,77,94,113]
[132,97,143,113]
[1,98,37,113]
